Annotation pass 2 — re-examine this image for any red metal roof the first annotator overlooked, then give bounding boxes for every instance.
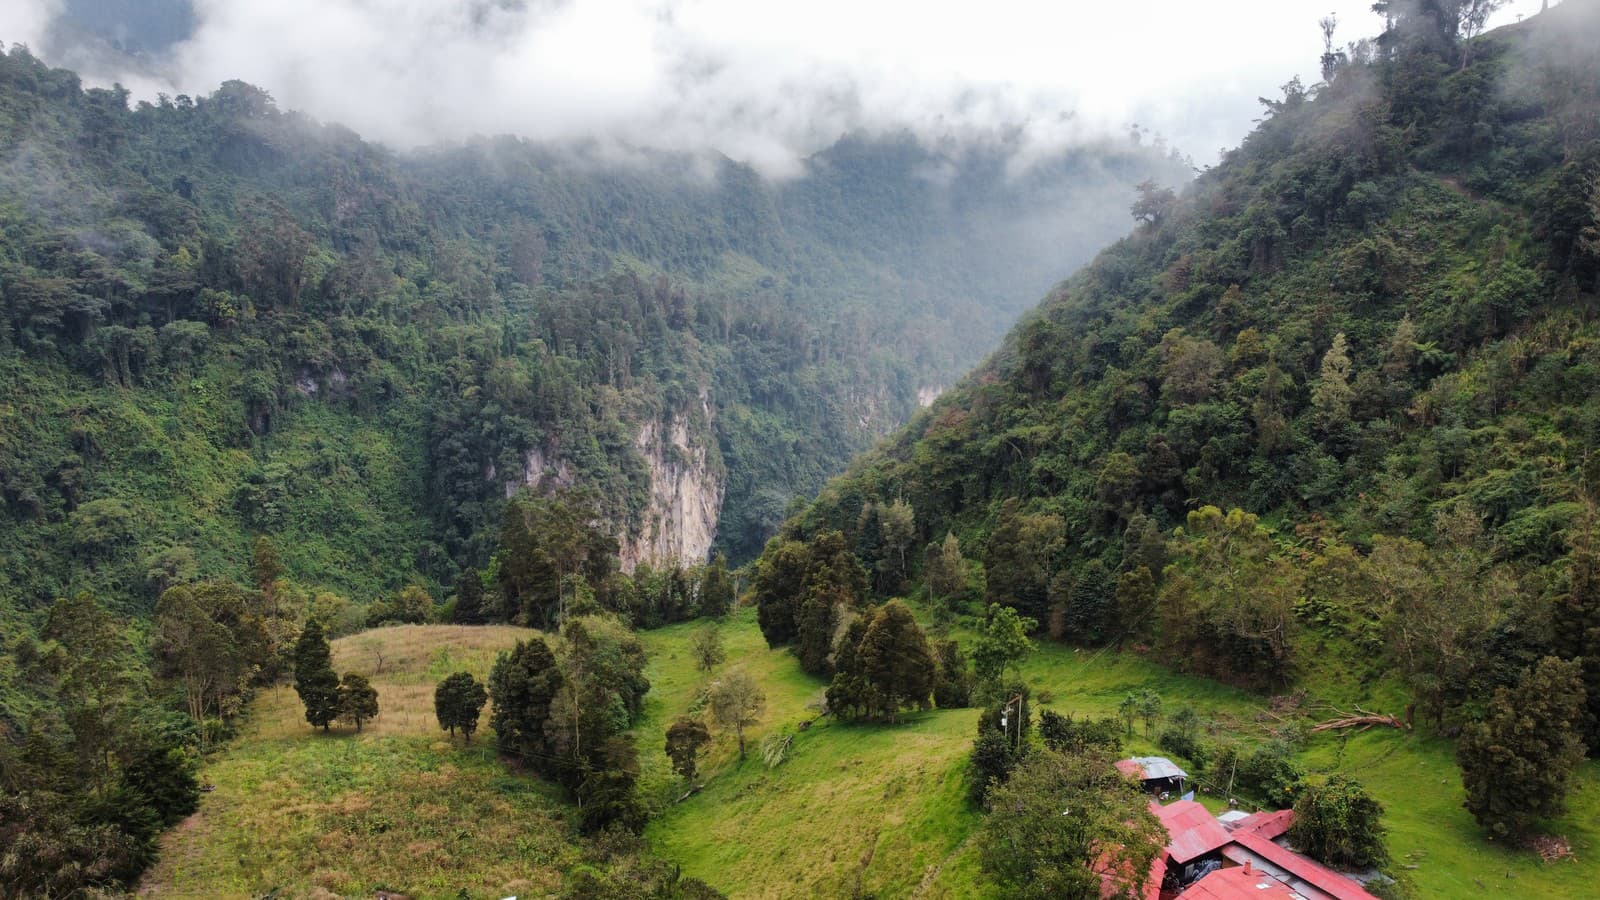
[1225,831,1379,900]
[1228,809,1294,840]
[1098,846,1165,900]
[1179,865,1298,900]
[1152,800,1234,864]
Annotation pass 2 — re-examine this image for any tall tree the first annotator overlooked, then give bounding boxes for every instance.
[1554,511,1600,752]
[690,625,726,673]
[337,673,379,732]
[434,671,488,743]
[977,749,1164,900]
[393,584,435,624]
[753,538,813,646]
[933,639,974,709]
[1311,332,1354,437]
[292,620,340,731]
[452,566,488,625]
[1458,656,1587,839]
[1365,505,1510,727]
[250,535,283,602]
[1158,507,1301,688]
[1130,179,1177,228]
[971,603,1038,691]
[984,501,1064,621]
[488,636,564,763]
[151,581,268,743]
[699,552,736,617]
[856,600,937,721]
[927,532,967,602]
[876,498,917,590]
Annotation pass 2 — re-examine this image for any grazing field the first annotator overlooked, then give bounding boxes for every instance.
[642,609,1600,899]
[138,625,587,899]
[142,616,1600,899]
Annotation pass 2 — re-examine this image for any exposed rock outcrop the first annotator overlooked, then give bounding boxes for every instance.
[506,445,575,498]
[619,399,725,572]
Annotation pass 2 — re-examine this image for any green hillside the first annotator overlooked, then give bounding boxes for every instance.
[779,3,1600,704]
[0,41,1189,631]
[140,613,1600,898]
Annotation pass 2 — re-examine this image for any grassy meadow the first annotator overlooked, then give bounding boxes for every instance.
[143,614,1600,898]
[139,625,584,899]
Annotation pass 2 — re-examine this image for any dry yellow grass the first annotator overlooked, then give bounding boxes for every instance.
[139,624,583,899]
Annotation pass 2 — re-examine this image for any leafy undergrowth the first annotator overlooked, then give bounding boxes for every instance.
[144,617,1600,898]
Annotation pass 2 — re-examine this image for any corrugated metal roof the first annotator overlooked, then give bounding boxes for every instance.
[1179,865,1299,899]
[1153,799,1233,864]
[1119,756,1189,781]
[1225,831,1379,900]
[1229,809,1294,840]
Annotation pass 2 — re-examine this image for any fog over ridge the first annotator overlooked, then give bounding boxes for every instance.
[1,0,1548,174]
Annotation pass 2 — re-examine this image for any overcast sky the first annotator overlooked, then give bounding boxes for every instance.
[0,0,1548,175]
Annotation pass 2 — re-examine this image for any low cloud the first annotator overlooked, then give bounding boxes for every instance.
[1,0,1549,174]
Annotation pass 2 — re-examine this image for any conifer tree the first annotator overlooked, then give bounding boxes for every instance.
[453,567,487,624]
[826,615,875,719]
[927,532,967,602]
[699,552,736,616]
[858,599,937,721]
[1458,656,1587,839]
[1312,332,1354,436]
[933,639,974,709]
[488,636,564,763]
[337,673,379,732]
[250,535,283,602]
[434,671,488,743]
[292,620,340,731]
[1554,514,1600,752]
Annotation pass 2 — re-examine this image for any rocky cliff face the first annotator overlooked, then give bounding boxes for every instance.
[619,402,725,571]
[506,446,576,498]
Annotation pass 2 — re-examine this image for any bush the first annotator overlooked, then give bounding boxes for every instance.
[1289,774,1388,869]
[1238,741,1303,808]
[1157,727,1208,768]
[1039,709,1122,756]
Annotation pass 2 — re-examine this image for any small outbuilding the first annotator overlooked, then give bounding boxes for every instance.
[1116,755,1189,797]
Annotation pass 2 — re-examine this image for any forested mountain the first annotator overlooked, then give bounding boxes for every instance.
[771,1,1600,719]
[0,40,1187,629]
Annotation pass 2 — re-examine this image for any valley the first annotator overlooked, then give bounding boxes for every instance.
[8,2,1600,898]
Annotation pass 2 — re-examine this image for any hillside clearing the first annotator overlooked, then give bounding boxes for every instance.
[142,616,1600,898]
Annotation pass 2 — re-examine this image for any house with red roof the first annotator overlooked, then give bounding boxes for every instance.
[1111,788,1380,900]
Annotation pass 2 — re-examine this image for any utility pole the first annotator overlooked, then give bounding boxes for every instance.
[1004,692,1024,751]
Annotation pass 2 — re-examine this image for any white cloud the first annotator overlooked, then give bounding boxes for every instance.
[4,0,1550,172]
[0,0,60,51]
